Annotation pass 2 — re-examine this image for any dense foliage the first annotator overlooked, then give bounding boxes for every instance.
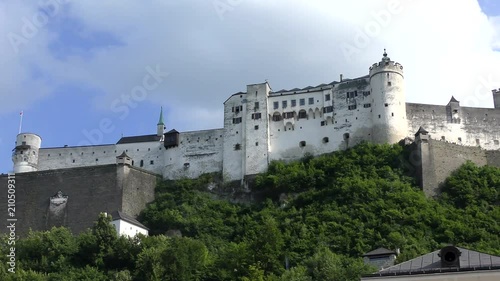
[1,142,498,280]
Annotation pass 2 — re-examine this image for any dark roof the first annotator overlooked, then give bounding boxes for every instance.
[363,247,397,257]
[166,129,179,134]
[368,247,500,277]
[110,211,149,230]
[116,134,161,144]
[116,151,130,158]
[449,96,459,103]
[415,126,429,137]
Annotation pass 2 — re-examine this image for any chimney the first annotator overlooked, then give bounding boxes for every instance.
[340,74,343,82]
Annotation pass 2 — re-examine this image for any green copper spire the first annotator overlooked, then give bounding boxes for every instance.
[157,107,165,126]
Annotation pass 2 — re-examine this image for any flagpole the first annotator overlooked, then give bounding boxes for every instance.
[19,111,23,134]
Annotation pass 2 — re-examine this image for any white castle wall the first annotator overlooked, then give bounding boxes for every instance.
[116,141,164,175]
[38,145,117,170]
[164,129,224,179]
[244,83,271,176]
[222,94,245,181]
[407,104,500,150]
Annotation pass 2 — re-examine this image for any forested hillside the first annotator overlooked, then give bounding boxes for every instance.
[1,143,498,280]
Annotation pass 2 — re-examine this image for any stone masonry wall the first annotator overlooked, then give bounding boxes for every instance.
[0,164,157,237]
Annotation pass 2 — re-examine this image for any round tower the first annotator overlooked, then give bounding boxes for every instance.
[369,50,407,144]
[12,133,42,173]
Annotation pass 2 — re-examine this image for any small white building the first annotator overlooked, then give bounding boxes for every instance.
[109,210,149,238]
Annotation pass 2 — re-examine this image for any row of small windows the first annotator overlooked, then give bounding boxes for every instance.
[46,147,162,157]
[70,159,155,165]
[442,137,499,146]
[273,97,317,109]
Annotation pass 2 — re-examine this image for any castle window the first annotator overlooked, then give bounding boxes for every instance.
[22,141,26,145]
[273,101,279,109]
[378,115,381,118]
[348,105,357,110]
[282,100,287,108]
[323,106,333,113]
[137,149,139,151]
[385,103,389,107]
[325,94,331,101]
[96,158,98,161]
[20,151,23,154]
[255,102,259,109]
[234,144,241,150]
[321,121,326,126]
[148,148,150,151]
[458,137,462,143]
[272,112,282,121]
[299,141,306,147]
[251,113,262,120]
[298,110,307,119]
[494,140,499,145]
[184,163,190,168]
[291,99,296,107]
[300,98,305,106]
[140,160,144,167]
[132,161,134,165]
[255,125,259,130]
[81,152,83,155]
[150,160,154,165]
[232,105,243,113]
[388,82,392,86]
[233,117,242,124]
[283,112,295,119]
[72,160,75,163]
[391,113,394,117]
[255,142,259,146]
[48,154,50,157]
[364,103,371,108]
[308,97,314,105]
[323,137,329,143]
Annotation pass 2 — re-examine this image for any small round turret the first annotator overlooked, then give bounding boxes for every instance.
[12,133,42,173]
[369,50,407,144]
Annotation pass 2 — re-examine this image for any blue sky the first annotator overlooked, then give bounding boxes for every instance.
[1,0,500,173]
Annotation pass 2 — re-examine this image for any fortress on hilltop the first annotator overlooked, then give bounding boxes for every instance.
[11,51,500,182]
[3,50,500,236]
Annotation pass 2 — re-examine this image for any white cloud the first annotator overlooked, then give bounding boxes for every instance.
[1,0,500,131]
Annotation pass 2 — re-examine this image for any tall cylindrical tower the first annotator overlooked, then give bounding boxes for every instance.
[12,133,42,173]
[369,50,407,144]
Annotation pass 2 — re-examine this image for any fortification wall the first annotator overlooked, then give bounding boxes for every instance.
[0,164,157,237]
[164,129,224,179]
[38,145,117,171]
[0,165,120,236]
[119,165,159,218]
[116,141,164,174]
[407,103,500,150]
[412,138,500,197]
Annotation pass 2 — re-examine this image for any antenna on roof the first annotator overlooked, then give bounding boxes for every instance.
[18,111,23,134]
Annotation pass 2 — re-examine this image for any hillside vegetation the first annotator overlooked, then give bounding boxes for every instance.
[1,142,498,280]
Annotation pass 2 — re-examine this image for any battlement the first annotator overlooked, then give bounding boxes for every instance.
[369,61,404,77]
